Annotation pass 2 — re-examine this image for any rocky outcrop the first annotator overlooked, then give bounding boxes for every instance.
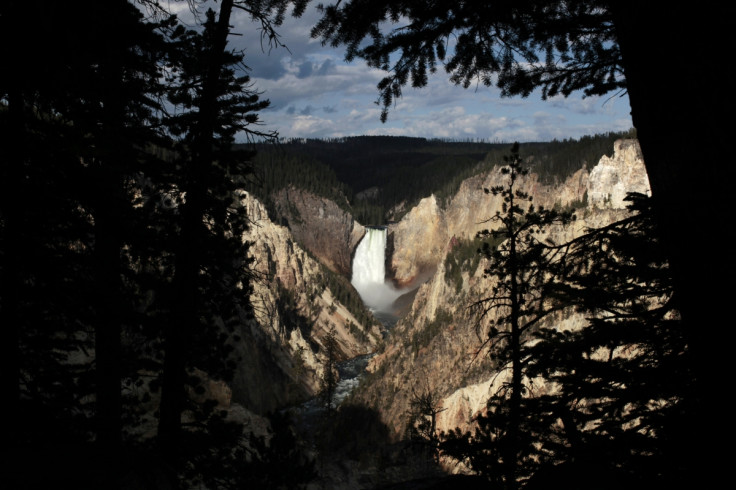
[389,164,594,286]
[228,192,381,414]
[588,139,650,208]
[388,196,446,287]
[354,139,651,437]
[443,166,590,242]
[271,186,364,275]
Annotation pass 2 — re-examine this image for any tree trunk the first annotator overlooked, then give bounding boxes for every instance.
[94,0,128,477]
[93,169,123,465]
[1,51,25,461]
[611,2,735,485]
[157,0,235,474]
[507,197,521,490]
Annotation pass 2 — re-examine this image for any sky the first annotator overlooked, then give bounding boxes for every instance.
[172,1,633,142]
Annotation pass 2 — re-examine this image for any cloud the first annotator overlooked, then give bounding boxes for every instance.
[284,104,337,117]
[217,3,634,141]
[296,61,314,78]
[288,115,339,137]
[317,59,336,76]
[533,111,566,127]
[386,106,523,141]
[244,54,289,80]
[547,94,630,116]
[253,59,385,111]
[229,4,334,81]
[292,58,337,79]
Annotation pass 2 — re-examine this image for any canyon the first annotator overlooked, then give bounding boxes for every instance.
[356,138,650,439]
[98,137,657,488]
[235,138,650,443]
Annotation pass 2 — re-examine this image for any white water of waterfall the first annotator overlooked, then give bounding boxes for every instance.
[351,228,403,313]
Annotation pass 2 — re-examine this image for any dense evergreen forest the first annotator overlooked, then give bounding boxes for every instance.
[0,1,313,489]
[245,130,635,225]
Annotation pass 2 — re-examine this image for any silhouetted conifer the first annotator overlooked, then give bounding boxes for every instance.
[1,1,174,486]
[523,193,692,487]
[1,1,297,487]
[320,326,339,414]
[441,144,573,489]
[156,1,277,482]
[443,190,692,488]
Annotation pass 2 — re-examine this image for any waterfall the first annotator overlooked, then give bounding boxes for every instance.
[351,227,402,313]
[352,228,387,285]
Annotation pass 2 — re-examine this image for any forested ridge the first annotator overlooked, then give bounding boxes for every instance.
[247,130,634,225]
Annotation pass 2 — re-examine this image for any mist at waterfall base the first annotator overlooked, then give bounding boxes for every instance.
[351,228,405,320]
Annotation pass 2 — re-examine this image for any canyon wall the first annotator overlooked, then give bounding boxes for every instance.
[271,186,365,275]
[355,139,650,438]
[388,164,591,286]
[226,192,381,414]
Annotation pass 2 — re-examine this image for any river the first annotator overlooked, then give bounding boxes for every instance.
[297,227,405,418]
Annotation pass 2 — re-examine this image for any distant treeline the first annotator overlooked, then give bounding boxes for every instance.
[242,148,354,219]
[243,130,635,225]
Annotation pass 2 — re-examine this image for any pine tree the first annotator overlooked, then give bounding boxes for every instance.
[157,1,278,480]
[444,191,692,488]
[320,326,340,414]
[1,1,174,485]
[406,380,446,462]
[441,143,573,489]
[523,193,692,488]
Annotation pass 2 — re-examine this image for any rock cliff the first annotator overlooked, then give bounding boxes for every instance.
[353,139,650,438]
[271,186,365,276]
[388,164,591,286]
[388,196,446,287]
[588,139,650,209]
